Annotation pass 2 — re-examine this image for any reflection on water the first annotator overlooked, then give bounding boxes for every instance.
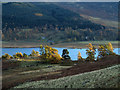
[2,48,120,60]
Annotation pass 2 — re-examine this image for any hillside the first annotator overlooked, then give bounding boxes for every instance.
[2,2,118,42]
[3,2,103,29]
[14,64,120,88]
[56,2,118,21]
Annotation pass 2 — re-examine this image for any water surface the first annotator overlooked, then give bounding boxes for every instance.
[2,48,119,60]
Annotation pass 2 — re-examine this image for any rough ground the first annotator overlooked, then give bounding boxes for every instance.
[2,55,120,90]
[20,55,119,81]
[14,64,120,88]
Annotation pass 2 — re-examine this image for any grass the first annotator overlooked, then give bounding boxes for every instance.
[2,55,119,89]
[3,60,72,74]
[2,60,72,89]
[51,41,119,49]
[14,64,120,88]
[2,40,47,48]
[2,40,119,48]
[74,41,119,44]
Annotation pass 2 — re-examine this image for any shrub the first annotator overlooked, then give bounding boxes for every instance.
[13,55,19,59]
[2,53,12,59]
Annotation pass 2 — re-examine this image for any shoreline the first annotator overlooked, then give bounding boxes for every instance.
[2,44,119,49]
[2,41,119,49]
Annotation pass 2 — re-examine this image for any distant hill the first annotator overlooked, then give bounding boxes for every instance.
[2,2,118,42]
[2,2,104,30]
[56,2,118,21]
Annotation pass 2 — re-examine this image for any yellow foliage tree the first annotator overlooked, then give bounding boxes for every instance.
[106,42,113,52]
[78,51,82,60]
[31,50,36,56]
[98,42,115,59]
[50,50,62,64]
[36,51,40,56]
[86,43,96,61]
[40,45,62,63]
[31,50,40,57]
[40,45,44,55]
[13,52,23,58]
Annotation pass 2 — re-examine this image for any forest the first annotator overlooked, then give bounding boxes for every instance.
[2,2,119,42]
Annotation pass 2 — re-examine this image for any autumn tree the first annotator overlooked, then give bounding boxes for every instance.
[98,42,115,59]
[31,50,36,57]
[49,48,62,64]
[40,45,44,55]
[36,51,40,56]
[78,51,83,61]
[86,43,96,61]
[39,45,62,63]
[106,42,114,55]
[31,50,40,57]
[13,52,23,59]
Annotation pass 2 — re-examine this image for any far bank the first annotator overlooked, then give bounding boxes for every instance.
[2,41,119,49]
